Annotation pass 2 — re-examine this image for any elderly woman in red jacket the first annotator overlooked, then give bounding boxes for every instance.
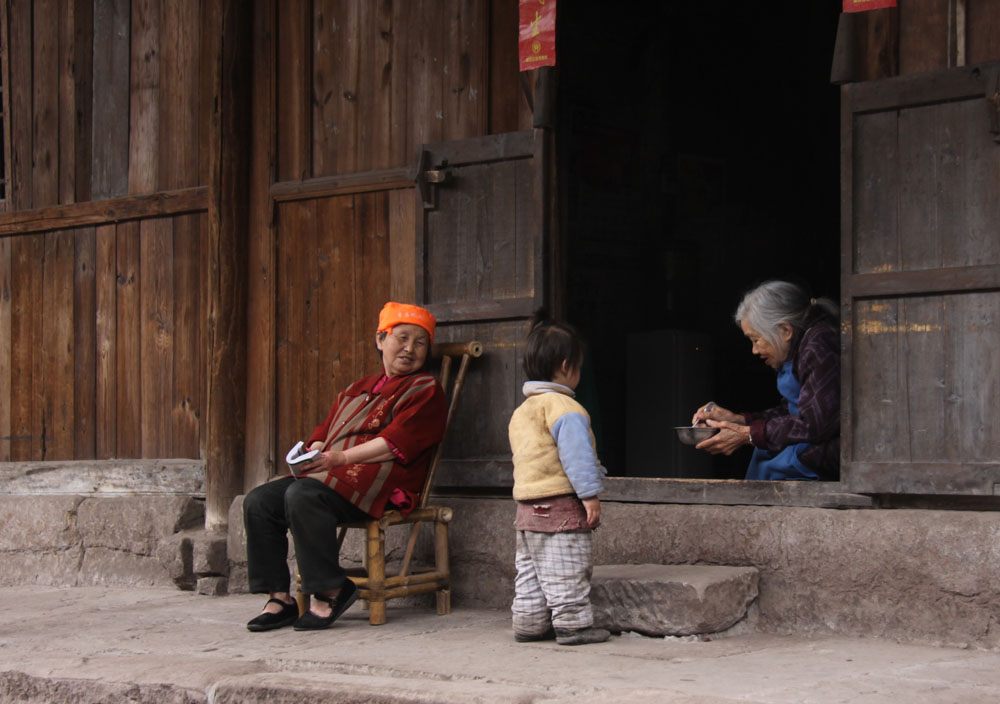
[243,302,447,632]
[692,280,840,481]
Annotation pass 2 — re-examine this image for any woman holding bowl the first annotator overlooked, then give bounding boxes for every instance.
[692,280,840,481]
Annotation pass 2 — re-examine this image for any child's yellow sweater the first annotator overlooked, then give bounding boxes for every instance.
[508,384,600,501]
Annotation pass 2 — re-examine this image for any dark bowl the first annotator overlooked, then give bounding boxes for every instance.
[674,426,720,445]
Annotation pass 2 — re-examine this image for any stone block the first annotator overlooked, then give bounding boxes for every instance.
[78,496,204,556]
[227,495,247,563]
[196,576,228,596]
[193,531,228,575]
[228,564,249,593]
[0,496,83,551]
[0,548,85,586]
[591,564,759,637]
[79,546,175,587]
[0,670,203,704]
[156,533,196,589]
[0,459,205,496]
[445,500,516,609]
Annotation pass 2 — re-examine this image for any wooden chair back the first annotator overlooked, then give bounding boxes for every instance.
[394,339,482,575]
[417,340,483,505]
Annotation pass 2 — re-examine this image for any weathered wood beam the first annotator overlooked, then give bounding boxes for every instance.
[849,61,988,113]
[269,167,412,203]
[847,265,1000,298]
[425,297,535,325]
[847,462,1000,495]
[204,0,251,530]
[0,187,209,236]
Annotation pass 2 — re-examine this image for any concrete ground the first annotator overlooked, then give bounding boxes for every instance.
[2,587,1000,703]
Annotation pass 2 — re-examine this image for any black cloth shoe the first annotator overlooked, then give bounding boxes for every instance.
[514,626,556,642]
[246,598,299,632]
[293,580,359,631]
[554,626,611,645]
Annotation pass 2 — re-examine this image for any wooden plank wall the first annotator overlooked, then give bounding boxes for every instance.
[0,1,215,462]
[2,213,207,462]
[274,0,530,182]
[856,0,1000,79]
[2,0,531,471]
[246,0,531,486]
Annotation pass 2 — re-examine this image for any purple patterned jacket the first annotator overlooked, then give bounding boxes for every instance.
[742,309,840,480]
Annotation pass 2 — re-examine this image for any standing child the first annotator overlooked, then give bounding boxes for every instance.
[508,317,610,646]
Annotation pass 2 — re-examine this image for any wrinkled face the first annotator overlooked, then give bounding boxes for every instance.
[741,319,793,370]
[376,323,430,376]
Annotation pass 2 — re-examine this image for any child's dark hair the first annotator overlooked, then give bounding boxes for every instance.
[522,312,585,382]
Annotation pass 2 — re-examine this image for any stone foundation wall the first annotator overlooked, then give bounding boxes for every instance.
[229,497,1000,649]
[5,491,998,649]
[0,495,210,588]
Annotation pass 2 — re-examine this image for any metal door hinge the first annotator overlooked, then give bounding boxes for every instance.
[413,150,451,210]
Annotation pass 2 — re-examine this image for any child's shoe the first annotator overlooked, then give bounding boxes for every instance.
[514,626,556,642]
[554,626,610,645]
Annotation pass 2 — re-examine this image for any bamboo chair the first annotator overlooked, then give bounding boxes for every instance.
[296,339,483,625]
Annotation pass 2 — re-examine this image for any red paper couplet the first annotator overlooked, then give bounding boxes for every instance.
[843,0,897,12]
[519,0,557,71]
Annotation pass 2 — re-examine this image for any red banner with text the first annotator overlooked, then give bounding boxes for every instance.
[843,0,896,12]
[519,0,557,71]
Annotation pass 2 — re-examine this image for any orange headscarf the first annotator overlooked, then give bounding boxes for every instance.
[377,302,436,343]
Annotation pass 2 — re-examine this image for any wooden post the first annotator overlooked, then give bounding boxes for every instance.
[244,0,277,491]
[204,0,252,529]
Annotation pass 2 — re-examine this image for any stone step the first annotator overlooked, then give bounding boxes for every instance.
[591,564,759,637]
[159,526,229,593]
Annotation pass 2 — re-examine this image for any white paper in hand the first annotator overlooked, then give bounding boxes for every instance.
[286,441,320,476]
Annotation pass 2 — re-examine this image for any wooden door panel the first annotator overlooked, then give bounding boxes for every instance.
[843,62,1000,494]
[424,159,536,305]
[416,129,546,483]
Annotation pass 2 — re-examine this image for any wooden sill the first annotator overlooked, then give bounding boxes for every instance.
[434,460,873,509]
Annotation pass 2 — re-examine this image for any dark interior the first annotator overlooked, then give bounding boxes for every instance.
[558,3,842,478]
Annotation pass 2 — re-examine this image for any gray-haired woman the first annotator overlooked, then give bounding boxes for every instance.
[691,280,840,480]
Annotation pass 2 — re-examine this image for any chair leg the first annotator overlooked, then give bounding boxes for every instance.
[295,568,309,617]
[359,530,369,612]
[437,588,451,615]
[435,519,451,615]
[366,520,387,625]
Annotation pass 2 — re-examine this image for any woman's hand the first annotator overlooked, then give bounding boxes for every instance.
[691,402,743,426]
[297,437,396,476]
[581,497,601,528]
[695,419,752,455]
[300,448,347,475]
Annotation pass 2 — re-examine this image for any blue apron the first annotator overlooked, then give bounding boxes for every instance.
[744,360,819,481]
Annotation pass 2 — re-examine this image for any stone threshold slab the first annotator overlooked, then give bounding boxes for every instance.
[592,564,759,637]
[0,459,205,496]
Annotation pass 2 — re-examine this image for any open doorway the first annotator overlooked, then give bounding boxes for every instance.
[557,3,842,478]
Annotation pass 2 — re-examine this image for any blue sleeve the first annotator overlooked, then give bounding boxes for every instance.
[551,412,607,499]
